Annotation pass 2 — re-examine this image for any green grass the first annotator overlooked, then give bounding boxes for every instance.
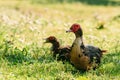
[0,0,120,80]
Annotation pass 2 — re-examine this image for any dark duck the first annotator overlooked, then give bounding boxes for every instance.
[66,23,106,70]
[44,36,71,62]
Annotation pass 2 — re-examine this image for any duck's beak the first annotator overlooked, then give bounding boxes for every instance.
[66,29,72,33]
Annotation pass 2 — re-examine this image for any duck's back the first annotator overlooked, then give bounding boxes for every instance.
[84,45,103,64]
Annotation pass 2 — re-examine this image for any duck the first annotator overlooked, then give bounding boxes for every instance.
[66,23,106,70]
[44,36,71,62]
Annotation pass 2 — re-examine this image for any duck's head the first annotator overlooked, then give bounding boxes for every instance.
[66,23,83,37]
[44,36,57,43]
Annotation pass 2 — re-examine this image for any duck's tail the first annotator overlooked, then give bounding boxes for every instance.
[101,50,107,53]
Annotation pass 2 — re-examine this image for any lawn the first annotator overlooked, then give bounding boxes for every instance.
[0,0,120,80]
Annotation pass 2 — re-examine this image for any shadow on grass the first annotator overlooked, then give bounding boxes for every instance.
[3,47,55,65]
[4,53,30,65]
[38,54,55,63]
[3,47,35,65]
[0,41,55,66]
[0,40,37,65]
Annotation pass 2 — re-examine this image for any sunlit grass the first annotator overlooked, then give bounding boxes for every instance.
[0,0,120,80]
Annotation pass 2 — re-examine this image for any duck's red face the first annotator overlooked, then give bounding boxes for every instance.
[45,36,56,43]
[66,23,81,33]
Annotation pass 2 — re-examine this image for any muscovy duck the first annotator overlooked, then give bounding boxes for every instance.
[44,36,71,62]
[66,23,106,70]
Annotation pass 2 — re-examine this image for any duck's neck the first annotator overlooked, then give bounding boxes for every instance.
[75,28,83,38]
[79,36,85,50]
[75,36,85,48]
[75,29,85,49]
[51,41,60,52]
[75,29,85,50]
